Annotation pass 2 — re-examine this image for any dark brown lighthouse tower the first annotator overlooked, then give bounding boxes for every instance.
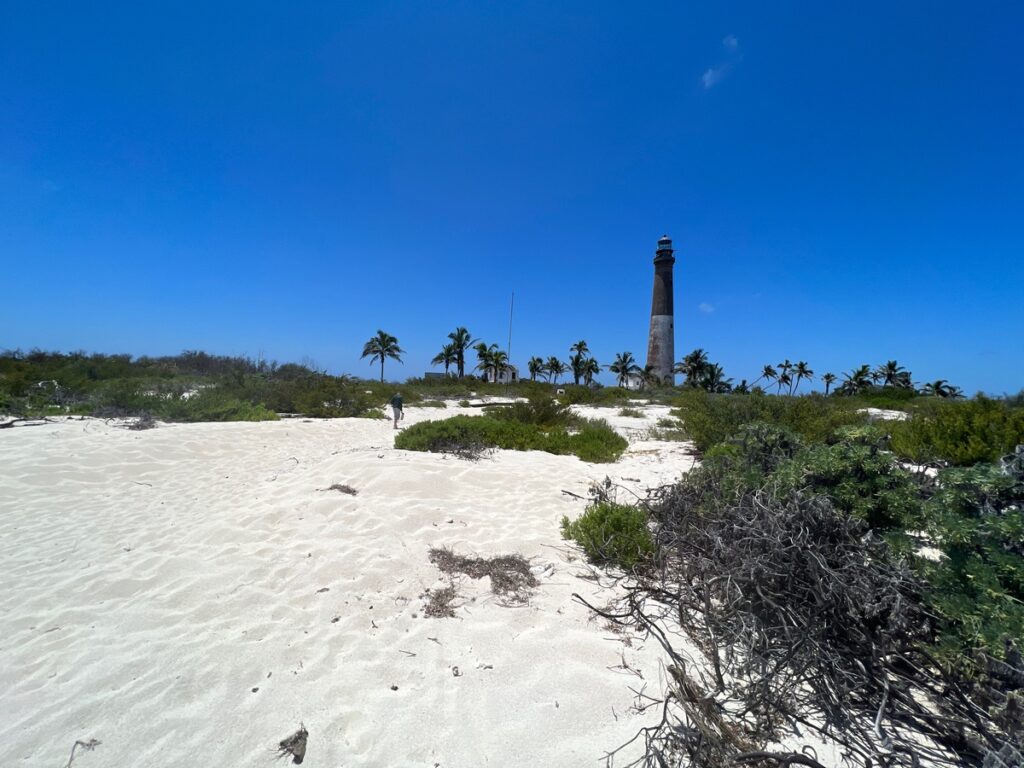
[645,235,675,384]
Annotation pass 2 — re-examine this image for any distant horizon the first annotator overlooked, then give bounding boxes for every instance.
[3,4,1021,394]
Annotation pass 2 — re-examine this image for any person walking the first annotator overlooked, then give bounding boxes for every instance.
[389,392,404,429]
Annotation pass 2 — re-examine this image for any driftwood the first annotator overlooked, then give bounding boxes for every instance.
[0,417,51,429]
[63,739,100,768]
[576,476,1021,767]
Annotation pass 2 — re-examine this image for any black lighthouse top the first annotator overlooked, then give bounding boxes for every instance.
[654,235,675,264]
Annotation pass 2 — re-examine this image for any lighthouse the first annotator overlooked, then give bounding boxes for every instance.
[645,235,675,385]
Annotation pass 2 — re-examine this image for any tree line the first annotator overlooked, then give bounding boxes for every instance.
[363,328,965,397]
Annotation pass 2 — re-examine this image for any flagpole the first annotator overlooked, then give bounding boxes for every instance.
[506,290,514,394]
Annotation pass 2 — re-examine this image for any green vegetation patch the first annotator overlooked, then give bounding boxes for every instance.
[670,390,867,452]
[774,437,922,531]
[668,393,1024,666]
[561,502,654,570]
[888,396,1024,466]
[394,414,626,463]
[919,452,1024,657]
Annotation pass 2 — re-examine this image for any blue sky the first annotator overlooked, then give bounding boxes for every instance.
[2,2,1022,393]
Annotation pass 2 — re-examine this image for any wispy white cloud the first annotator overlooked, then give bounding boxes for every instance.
[698,302,715,314]
[701,66,729,89]
[701,34,740,89]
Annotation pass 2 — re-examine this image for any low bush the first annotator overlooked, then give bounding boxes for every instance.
[569,419,628,463]
[671,390,866,452]
[394,414,626,463]
[161,390,279,422]
[485,394,575,427]
[774,438,922,531]
[618,407,644,418]
[727,421,803,474]
[557,385,659,406]
[889,396,1024,466]
[848,386,920,410]
[639,478,1017,766]
[919,449,1024,658]
[86,383,278,422]
[560,502,654,569]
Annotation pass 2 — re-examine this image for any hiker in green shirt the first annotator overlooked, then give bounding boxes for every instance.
[389,392,404,429]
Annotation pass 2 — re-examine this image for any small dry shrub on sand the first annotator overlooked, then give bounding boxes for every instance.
[427,547,538,608]
[423,583,459,618]
[323,483,358,495]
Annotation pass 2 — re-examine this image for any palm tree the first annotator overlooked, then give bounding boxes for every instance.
[527,356,545,382]
[447,327,476,379]
[545,356,567,384]
[640,364,660,391]
[921,379,960,398]
[430,343,457,377]
[609,351,641,388]
[791,361,814,395]
[699,363,733,393]
[838,365,872,396]
[733,379,750,394]
[753,365,777,389]
[491,348,510,382]
[875,360,910,389]
[474,343,510,383]
[581,357,601,386]
[821,372,837,396]
[361,330,403,382]
[778,359,793,382]
[674,348,709,388]
[568,340,590,386]
[776,371,792,395]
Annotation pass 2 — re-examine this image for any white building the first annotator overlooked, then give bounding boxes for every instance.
[622,372,646,391]
[483,366,519,385]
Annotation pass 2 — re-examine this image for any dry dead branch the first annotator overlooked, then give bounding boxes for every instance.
[276,724,308,764]
[575,477,1019,767]
[63,738,100,768]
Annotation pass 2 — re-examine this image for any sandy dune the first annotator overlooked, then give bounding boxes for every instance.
[0,404,696,767]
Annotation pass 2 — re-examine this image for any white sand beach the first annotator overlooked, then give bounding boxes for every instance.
[0,404,696,767]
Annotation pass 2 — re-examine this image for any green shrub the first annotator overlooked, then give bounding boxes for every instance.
[676,423,807,509]
[485,394,575,428]
[618,407,644,418]
[457,399,471,408]
[918,451,1024,658]
[889,396,1024,466]
[848,386,920,410]
[400,376,553,401]
[394,415,626,463]
[556,385,597,405]
[773,438,921,530]
[671,390,866,452]
[728,421,804,474]
[561,502,654,569]
[158,390,279,422]
[558,385,639,406]
[569,419,628,463]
